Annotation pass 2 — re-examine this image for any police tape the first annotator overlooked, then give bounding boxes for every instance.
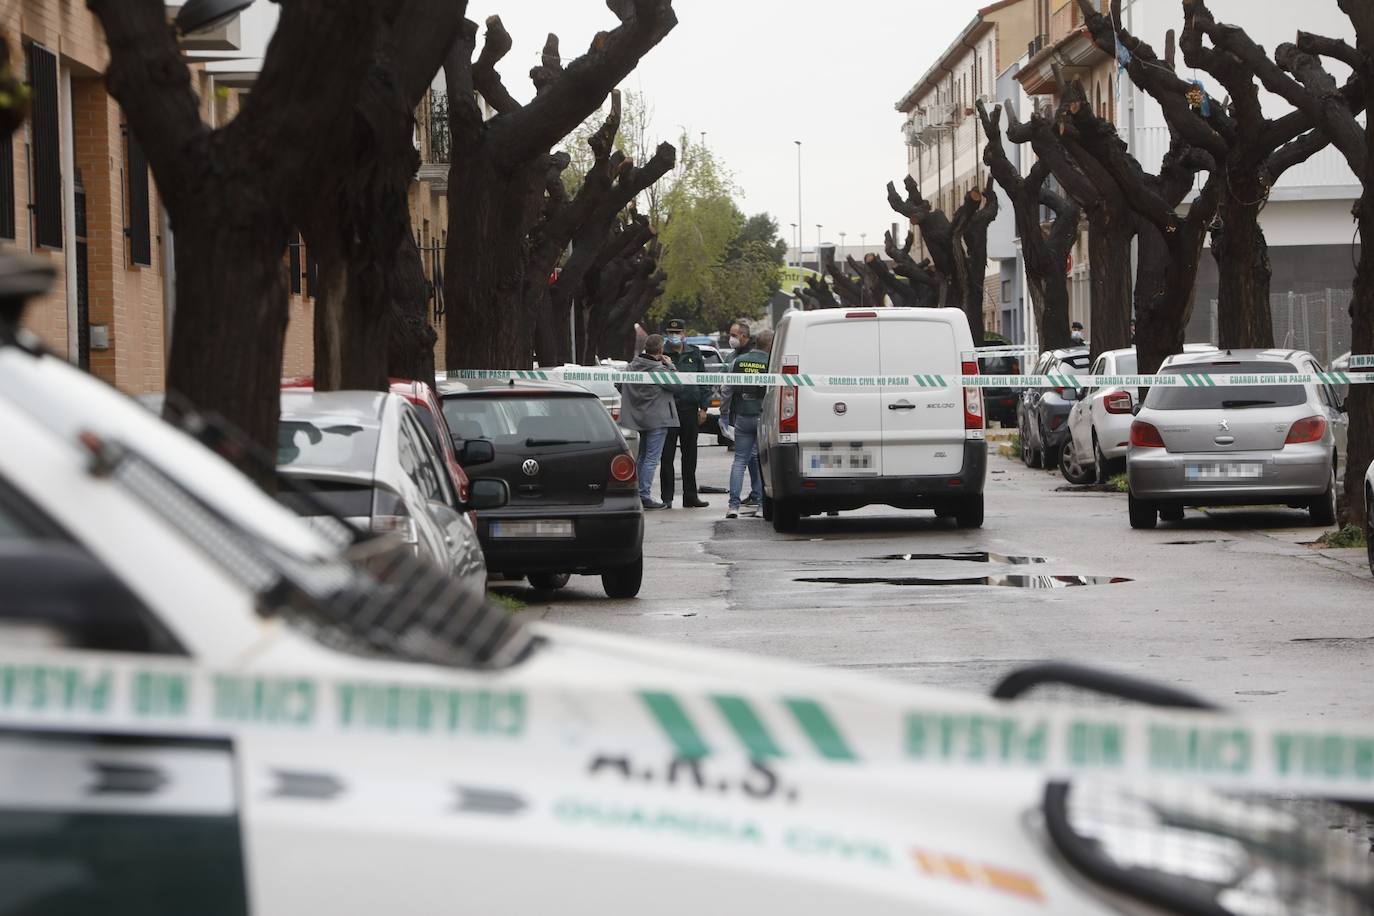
[5,653,1374,800]
[449,368,1373,389]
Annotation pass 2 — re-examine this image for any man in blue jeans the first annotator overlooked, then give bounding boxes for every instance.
[719,329,772,519]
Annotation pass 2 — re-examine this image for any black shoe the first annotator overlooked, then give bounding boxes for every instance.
[741,495,759,507]
[662,500,674,509]
[684,499,710,508]
[641,498,666,510]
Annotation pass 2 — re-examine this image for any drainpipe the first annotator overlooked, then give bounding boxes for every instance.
[59,64,78,363]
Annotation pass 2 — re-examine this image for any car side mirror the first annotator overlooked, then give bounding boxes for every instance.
[468,478,509,511]
[456,438,495,467]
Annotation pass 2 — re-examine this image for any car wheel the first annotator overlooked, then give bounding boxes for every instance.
[1021,428,1041,468]
[761,494,774,521]
[1059,442,1096,486]
[772,499,800,533]
[1159,505,1185,522]
[601,557,643,599]
[528,572,571,591]
[1128,493,1158,530]
[1366,488,1374,576]
[955,494,985,529]
[1093,434,1123,478]
[1310,467,1338,526]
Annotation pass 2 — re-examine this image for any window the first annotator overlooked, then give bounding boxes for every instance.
[305,248,318,299]
[1001,280,1012,303]
[0,131,13,239]
[126,127,152,266]
[26,42,62,249]
[1146,362,1306,410]
[398,411,448,505]
[277,417,381,472]
[441,394,617,445]
[288,231,302,295]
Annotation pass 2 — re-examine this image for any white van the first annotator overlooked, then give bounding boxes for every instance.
[758,308,986,531]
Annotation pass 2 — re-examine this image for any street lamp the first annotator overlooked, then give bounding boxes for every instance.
[839,231,846,258]
[816,224,823,271]
[176,0,254,33]
[860,232,867,252]
[794,141,803,274]
[789,222,797,269]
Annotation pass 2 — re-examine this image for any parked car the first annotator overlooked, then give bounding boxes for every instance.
[1126,349,1348,529]
[1366,459,1374,575]
[1062,345,1219,485]
[276,391,498,596]
[978,352,1023,427]
[1019,348,1090,469]
[758,307,986,531]
[438,378,645,597]
[285,376,475,506]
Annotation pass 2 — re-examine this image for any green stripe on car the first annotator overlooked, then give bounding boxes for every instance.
[785,698,858,761]
[712,695,784,759]
[640,692,710,759]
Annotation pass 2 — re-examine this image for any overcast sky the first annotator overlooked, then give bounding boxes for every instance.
[234,1,999,251]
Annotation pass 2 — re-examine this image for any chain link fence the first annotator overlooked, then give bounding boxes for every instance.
[1191,289,1353,365]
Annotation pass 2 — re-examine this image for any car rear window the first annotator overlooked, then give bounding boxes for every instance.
[442,395,618,444]
[979,355,1021,375]
[278,418,380,471]
[1060,354,1091,371]
[1114,353,1137,375]
[1145,361,1306,410]
[277,479,374,518]
[801,320,879,375]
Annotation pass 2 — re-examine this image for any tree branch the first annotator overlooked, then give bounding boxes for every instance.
[492,0,677,162]
[474,16,521,115]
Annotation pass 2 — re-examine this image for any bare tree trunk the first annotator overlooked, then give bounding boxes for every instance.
[1087,214,1135,359]
[1211,195,1275,348]
[386,232,437,382]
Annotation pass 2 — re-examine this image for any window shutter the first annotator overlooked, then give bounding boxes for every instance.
[0,133,14,240]
[126,128,152,266]
[26,43,61,249]
[288,231,302,294]
[305,249,318,299]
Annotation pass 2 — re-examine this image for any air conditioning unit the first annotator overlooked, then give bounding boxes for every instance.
[903,120,922,147]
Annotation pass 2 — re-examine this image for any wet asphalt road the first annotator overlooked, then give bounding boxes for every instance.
[495,438,1374,721]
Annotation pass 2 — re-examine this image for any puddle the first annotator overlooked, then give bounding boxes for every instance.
[796,575,1130,589]
[1291,636,1374,646]
[865,552,1050,565]
[1162,539,1233,546]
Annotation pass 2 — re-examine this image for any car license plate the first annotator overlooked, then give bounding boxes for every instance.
[1184,463,1263,481]
[490,519,574,538]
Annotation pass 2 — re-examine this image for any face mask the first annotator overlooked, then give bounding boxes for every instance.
[666,335,683,347]
[728,336,740,349]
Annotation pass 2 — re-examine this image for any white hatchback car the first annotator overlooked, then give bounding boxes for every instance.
[1063,345,1218,484]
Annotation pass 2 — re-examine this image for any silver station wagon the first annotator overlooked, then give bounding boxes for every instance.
[1126,349,1347,529]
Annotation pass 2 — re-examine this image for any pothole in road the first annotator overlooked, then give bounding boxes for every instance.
[795,575,1131,589]
[1291,636,1374,646]
[865,551,1050,565]
[1162,539,1234,546]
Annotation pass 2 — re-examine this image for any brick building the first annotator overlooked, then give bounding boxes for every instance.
[5,2,449,393]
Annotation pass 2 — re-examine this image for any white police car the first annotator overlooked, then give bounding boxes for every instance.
[1,332,1370,915]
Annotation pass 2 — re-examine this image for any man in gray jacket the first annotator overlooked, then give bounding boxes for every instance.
[618,334,681,510]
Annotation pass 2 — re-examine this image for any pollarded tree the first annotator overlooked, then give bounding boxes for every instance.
[1186,1,1373,525]
[886,176,961,309]
[89,0,383,470]
[883,229,943,307]
[444,2,678,371]
[977,99,1081,351]
[819,246,864,307]
[1077,0,1355,350]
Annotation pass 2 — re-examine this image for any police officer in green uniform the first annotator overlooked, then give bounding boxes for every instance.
[660,318,712,508]
[720,328,771,519]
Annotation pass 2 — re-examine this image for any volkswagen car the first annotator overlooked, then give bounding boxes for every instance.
[1126,350,1347,529]
[438,378,644,597]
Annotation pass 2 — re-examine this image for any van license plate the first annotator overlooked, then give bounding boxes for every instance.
[807,449,875,471]
[1185,463,1263,481]
[490,519,575,538]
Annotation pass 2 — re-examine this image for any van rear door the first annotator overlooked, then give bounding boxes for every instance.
[877,314,965,477]
[796,314,883,477]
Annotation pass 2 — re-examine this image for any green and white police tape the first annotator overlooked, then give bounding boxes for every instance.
[4,652,1374,800]
[447,367,1370,389]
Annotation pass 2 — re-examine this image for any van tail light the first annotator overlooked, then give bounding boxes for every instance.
[1130,421,1166,449]
[609,452,637,490]
[780,361,800,434]
[1104,391,1134,414]
[962,359,983,434]
[1285,416,1327,444]
[610,405,621,422]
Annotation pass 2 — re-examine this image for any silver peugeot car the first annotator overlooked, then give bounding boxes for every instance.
[1127,349,1347,529]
